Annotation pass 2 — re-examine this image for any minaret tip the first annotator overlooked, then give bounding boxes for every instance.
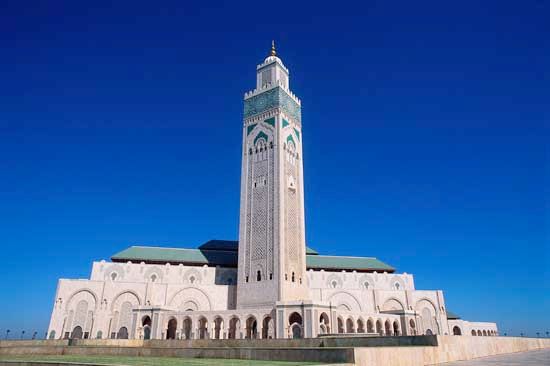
[269,40,277,57]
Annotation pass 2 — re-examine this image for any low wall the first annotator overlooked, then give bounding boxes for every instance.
[354,336,550,366]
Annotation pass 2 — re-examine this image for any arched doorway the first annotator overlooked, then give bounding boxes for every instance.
[384,320,391,336]
[246,316,258,339]
[166,318,177,340]
[288,312,303,339]
[228,317,240,339]
[142,316,152,340]
[367,318,374,333]
[214,317,223,339]
[357,319,365,333]
[319,312,330,334]
[477,330,482,336]
[198,317,208,339]
[346,318,355,333]
[482,330,487,336]
[393,320,400,336]
[117,327,128,339]
[376,319,383,335]
[471,330,476,336]
[183,318,192,340]
[71,326,83,339]
[409,319,416,335]
[338,317,345,333]
[426,329,433,335]
[262,316,274,339]
[453,326,462,336]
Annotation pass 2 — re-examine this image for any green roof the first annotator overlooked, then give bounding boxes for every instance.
[111,241,393,272]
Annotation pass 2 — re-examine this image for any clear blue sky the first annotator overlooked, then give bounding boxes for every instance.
[0,0,548,338]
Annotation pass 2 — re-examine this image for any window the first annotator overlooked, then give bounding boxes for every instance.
[246,276,249,283]
[189,276,195,284]
[111,272,117,281]
[256,270,261,281]
[269,273,273,280]
[394,283,400,290]
[331,280,337,288]
[364,282,370,289]
[291,272,295,282]
[285,273,288,281]
[150,274,157,282]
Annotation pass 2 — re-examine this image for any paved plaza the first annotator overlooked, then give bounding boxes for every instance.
[443,349,549,365]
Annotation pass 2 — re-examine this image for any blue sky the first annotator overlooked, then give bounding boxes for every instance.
[0,0,548,338]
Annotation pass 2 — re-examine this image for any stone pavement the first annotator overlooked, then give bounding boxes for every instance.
[442,348,550,365]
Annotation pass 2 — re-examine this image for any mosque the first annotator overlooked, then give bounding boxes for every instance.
[47,43,498,341]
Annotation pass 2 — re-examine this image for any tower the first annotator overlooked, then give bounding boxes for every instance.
[237,42,309,309]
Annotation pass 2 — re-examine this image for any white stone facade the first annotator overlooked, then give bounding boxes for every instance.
[47,45,498,341]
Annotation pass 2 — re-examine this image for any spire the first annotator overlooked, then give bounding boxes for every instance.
[269,40,277,57]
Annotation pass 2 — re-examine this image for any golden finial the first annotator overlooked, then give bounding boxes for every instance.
[269,40,277,56]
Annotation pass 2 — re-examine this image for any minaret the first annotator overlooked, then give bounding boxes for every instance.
[237,42,309,309]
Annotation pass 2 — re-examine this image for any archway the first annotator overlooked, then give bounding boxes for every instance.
[426,329,433,335]
[117,327,128,339]
[346,318,355,333]
[482,330,487,336]
[376,319,383,335]
[214,317,223,339]
[393,320,400,336]
[71,326,83,339]
[409,319,417,335]
[229,317,240,339]
[48,330,56,340]
[337,317,344,333]
[471,330,476,336]
[477,330,482,336]
[183,317,192,340]
[166,318,177,340]
[142,316,152,340]
[262,316,273,339]
[453,326,462,336]
[357,318,365,333]
[289,312,303,339]
[319,312,330,334]
[198,317,208,339]
[367,318,374,333]
[246,316,258,339]
[384,320,391,336]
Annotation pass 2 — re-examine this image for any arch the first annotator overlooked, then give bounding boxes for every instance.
[409,319,417,335]
[376,319,383,335]
[416,299,437,335]
[477,330,482,336]
[117,327,128,339]
[357,318,365,333]
[228,317,240,339]
[453,326,462,336]
[482,330,487,336]
[367,318,375,333]
[183,317,192,340]
[319,312,330,334]
[426,329,433,336]
[168,287,212,311]
[346,318,355,333]
[110,290,141,311]
[358,274,374,290]
[214,317,223,339]
[327,291,362,312]
[384,320,392,336]
[198,317,209,339]
[471,330,476,336]
[96,330,103,339]
[66,289,98,311]
[71,326,83,339]
[393,320,400,336]
[325,274,343,289]
[337,317,344,333]
[381,298,405,312]
[289,312,303,325]
[254,131,269,145]
[48,330,56,340]
[183,268,202,285]
[166,318,177,340]
[245,316,258,339]
[262,316,274,339]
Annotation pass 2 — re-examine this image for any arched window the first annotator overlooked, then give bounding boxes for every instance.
[256,270,261,282]
[364,282,370,289]
[331,280,338,288]
[111,272,117,281]
[453,326,462,336]
[189,276,195,284]
[150,274,157,282]
[291,272,295,282]
[394,282,400,290]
